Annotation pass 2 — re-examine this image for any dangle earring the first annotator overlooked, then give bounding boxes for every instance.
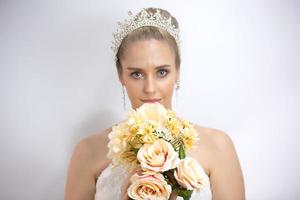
[175,79,180,107]
[122,85,126,111]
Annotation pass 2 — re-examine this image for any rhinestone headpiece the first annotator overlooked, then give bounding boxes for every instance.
[111,8,180,54]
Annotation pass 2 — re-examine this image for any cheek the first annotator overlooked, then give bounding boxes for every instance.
[125,81,142,98]
[159,78,176,95]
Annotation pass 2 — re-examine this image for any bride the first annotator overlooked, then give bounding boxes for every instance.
[64,7,245,200]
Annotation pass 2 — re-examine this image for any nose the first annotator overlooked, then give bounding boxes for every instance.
[143,75,156,94]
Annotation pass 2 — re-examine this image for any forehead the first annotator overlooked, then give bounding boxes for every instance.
[121,39,175,69]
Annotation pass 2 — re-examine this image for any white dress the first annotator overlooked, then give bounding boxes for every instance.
[94,163,212,200]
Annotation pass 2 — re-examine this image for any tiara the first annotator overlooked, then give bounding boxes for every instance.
[111,8,180,54]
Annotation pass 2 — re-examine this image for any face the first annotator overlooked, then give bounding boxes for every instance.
[118,39,179,110]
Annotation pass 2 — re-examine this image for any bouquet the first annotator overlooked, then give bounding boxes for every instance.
[107,103,209,200]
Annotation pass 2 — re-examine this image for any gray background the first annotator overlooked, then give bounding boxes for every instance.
[1,0,299,199]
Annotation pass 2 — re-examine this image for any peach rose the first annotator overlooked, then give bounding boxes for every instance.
[174,157,210,192]
[137,139,180,172]
[127,172,171,200]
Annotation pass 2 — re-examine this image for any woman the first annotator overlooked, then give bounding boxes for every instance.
[64,7,245,200]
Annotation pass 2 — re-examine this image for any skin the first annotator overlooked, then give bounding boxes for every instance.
[118,39,179,110]
[64,39,245,200]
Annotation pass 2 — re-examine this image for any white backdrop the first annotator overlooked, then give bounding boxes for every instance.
[1,0,299,199]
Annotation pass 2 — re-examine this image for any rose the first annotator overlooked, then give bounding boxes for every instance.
[137,139,180,172]
[107,124,129,166]
[127,102,168,128]
[127,172,172,200]
[136,102,168,123]
[174,157,210,192]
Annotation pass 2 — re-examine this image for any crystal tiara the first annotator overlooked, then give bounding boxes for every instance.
[111,8,181,54]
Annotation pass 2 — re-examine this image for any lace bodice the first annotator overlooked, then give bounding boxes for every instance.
[94,164,212,200]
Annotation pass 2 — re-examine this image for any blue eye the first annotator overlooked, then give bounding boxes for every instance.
[157,69,168,77]
[131,71,143,79]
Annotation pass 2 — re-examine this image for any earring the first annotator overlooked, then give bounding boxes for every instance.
[175,79,180,90]
[175,80,180,107]
[122,85,126,111]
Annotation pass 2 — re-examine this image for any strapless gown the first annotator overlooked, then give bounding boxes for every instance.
[94,163,212,200]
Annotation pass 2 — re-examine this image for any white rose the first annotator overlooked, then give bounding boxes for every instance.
[136,102,168,125]
[174,157,210,192]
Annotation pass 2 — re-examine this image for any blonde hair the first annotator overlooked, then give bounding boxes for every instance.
[115,8,181,74]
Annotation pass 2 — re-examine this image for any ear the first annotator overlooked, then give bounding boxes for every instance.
[118,71,125,86]
[175,68,180,83]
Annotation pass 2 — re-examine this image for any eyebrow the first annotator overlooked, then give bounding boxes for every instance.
[126,65,171,70]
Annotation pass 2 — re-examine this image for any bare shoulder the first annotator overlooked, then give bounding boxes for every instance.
[73,127,112,176]
[64,127,112,200]
[193,124,245,199]
[193,124,240,169]
[194,124,234,151]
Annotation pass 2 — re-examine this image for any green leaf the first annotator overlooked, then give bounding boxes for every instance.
[177,189,193,200]
[131,147,139,154]
[179,144,186,159]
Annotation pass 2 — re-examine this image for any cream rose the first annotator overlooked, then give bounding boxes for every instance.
[107,124,129,166]
[137,139,180,172]
[127,172,171,200]
[174,157,210,192]
[136,102,168,126]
